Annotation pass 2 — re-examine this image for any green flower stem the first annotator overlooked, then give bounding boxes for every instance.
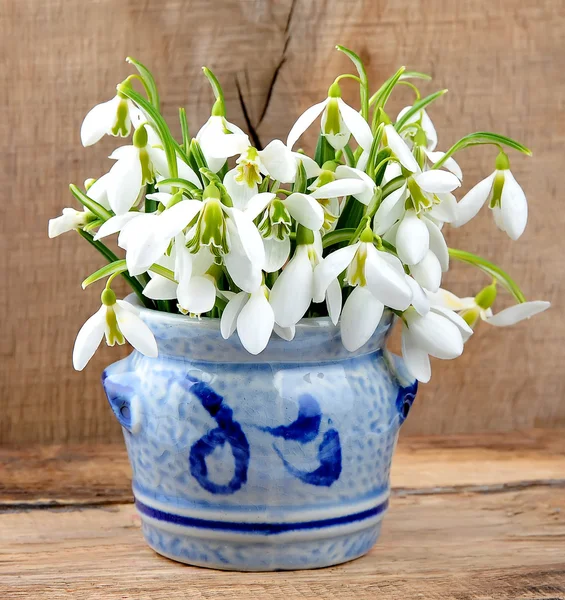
[448,248,526,303]
[179,108,190,154]
[343,145,355,167]
[381,175,406,197]
[322,228,356,248]
[126,57,160,109]
[335,45,369,120]
[432,132,532,170]
[77,230,153,308]
[202,67,226,115]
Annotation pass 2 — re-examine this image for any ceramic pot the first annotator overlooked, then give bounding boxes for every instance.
[102,300,417,571]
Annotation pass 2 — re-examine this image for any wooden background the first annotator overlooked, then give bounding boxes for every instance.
[1,0,563,445]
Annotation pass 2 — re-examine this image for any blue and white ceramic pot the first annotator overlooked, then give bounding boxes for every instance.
[102,301,417,571]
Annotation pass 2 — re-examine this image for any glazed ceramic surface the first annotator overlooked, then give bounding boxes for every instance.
[102,300,417,571]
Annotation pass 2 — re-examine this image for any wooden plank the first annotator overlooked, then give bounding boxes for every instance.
[1,430,564,506]
[1,488,564,599]
[1,0,564,444]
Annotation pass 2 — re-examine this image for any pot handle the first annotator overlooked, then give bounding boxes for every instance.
[101,367,140,434]
[384,351,418,427]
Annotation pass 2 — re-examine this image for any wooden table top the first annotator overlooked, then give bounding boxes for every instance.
[2,429,564,599]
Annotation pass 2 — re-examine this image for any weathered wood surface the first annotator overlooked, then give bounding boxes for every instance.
[1,0,563,444]
[1,432,565,599]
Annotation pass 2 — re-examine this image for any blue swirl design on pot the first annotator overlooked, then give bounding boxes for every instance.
[102,299,417,571]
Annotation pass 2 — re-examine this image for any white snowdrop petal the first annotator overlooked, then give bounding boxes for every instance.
[326,278,343,325]
[142,275,178,300]
[410,250,442,293]
[292,153,322,179]
[176,158,203,189]
[431,306,474,342]
[396,210,430,265]
[427,289,473,311]
[500,171,528,240]
[373,184,407,235]
[405,276,430,316]
[401,328,432,383]
[364,245,413,310]
[228,209,265,267]
[114,302,158,357]
[313,244,359,302]
[220,292,248,339]
[414,170,461,194]
[429,192,457,223]
[274,324,296,341]
[107,153,143,215]
[423,217,449,272]
[425,151,463,180]
[223,169,258,210]
[485,301,550,326]
[336,98,373,150]
[86,173,112,210]
[258,140,297,183]
[385,125,419,172]
[245,192,276,221]
[236,290,275,355]
[284,193,325,231]
[94,213,140,241]
[335,165,375,205]
[287,99,328,150]
[224,248,262,293]
[269,246,313,327]
[310,179,366,199]
[340,286,384,352]
[159,200,203,239]
[263,237,291,273]
[454,172,496,227]
[177,276,216,315]
[408,311,464,359]
[80,98,118,147]
[72,306,106,370]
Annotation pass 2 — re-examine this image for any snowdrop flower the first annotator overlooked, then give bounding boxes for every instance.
[287,82,373,152]
[429,285,550,328]
[196,113,250,173]
[223,141,321,210]
[454,151,528,240]
[73,288,157,370]
[220,285,294,355]
[106,124,201,214]
[142,238,216,316]
[49,207,96,238]
[401,301,473,383]
[245,191,324,272]
[314,229,413,351]
[80,93,137,147]
[95,193,203,276]
[397,106,438,151]
[270,229,341,328]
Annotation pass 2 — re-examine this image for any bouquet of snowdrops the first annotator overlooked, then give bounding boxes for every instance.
[49,46,549,382]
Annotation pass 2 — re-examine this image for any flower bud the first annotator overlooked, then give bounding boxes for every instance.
[475,282,497,310]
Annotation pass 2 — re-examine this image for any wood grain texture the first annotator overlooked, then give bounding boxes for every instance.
[1,432,565,599]
[1,0,564,444]
[2,429,564,506]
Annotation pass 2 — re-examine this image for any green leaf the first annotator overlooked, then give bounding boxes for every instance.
[369,66,405,110]
[199,167,221,186]
[401,70,432,81]
[395,89,447,131]
[69,184,112,222]
[158,177,202,198]
[314,135,335,167]
[336,45,369,120]
[202,67,226,107]
[448,248,527,303]
[179,108,190,154]
[322,228,356,248]
[126,57,160,109]
[117,86,179,180]
[432,132,532,170]
[148,264,177,282]
[293,160,308,194]
[82,260,128,289]
[188,139,209,183]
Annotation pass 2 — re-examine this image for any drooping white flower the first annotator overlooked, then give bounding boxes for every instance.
[106,124,201,214]
[142,238,216,316]
[270,232,341,328]
[195,115,250,172]
[49,207,95,238]
[223,141,321,210]
[314,231,413,351]
[73,289,157,371]
[287,83,373,152]
[428,286,550,328]
[245,191,324,272]
[397,106,438,151]
[80,93,138,147]
[454,151,528,240]
[401,301,473,383]
[220,285,294,354]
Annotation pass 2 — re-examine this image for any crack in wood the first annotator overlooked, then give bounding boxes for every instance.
[235,71,263,150]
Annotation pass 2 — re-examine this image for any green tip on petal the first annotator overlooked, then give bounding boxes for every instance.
[328,82,341,98]
[495,149,510,170]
